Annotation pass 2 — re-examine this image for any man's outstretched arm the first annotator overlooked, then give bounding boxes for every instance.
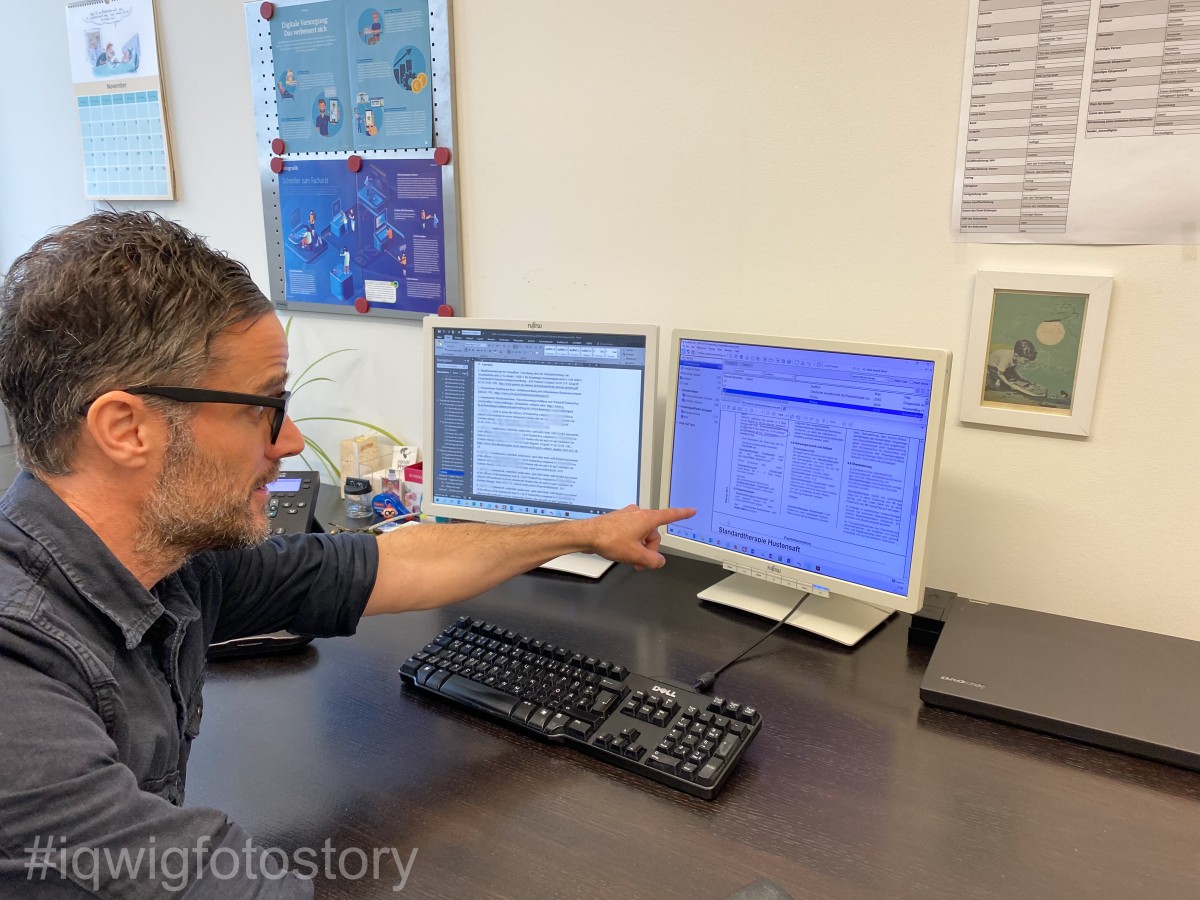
[362,505,695,616]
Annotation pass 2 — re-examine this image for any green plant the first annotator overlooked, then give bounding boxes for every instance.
[284,317,408,484]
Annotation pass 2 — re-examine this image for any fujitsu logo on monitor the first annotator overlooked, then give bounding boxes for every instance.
[527,321,543,329]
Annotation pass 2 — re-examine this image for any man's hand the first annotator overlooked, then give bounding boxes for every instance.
[582,505,696,571]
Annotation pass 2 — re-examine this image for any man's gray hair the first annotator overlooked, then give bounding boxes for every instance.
[0,210,273,476]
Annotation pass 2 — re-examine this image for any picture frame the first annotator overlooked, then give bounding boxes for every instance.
[960,271,1113,436]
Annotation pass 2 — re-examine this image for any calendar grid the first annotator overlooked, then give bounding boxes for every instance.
[77,89,171,199]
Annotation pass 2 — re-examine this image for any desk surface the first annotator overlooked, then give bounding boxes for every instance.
[190,554,1200,899]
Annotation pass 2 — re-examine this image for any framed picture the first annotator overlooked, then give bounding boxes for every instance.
[961,271,1113,436]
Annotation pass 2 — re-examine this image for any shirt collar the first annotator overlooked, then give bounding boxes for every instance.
[0,471,183,649]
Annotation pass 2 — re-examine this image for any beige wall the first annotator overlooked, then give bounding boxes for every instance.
[2,2,1197,637]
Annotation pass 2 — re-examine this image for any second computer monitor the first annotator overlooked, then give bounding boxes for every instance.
[423,317,658,577]
[659,329,951,646]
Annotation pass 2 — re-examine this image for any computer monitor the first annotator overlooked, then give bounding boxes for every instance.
[423,317,658,577]
[659,330,951,646]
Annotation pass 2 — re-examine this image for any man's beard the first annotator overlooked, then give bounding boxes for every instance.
[136,418,279,560]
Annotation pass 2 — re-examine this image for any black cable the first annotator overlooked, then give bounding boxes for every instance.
[691,592,811,693]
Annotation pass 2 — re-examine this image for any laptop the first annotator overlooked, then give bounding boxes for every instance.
[920,599,1200,771]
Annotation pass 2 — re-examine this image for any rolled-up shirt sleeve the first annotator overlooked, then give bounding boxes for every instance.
[207,532,379,644]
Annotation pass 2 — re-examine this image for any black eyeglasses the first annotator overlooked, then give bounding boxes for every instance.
[81,386,292,444]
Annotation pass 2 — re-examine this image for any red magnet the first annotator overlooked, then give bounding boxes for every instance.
[347,155,363,173]
[437,304,454,317]
[433,147,452,166]
[269,157,284,174]
[260,2,275,20]
[271,138,285,155]
[354,297,370,314]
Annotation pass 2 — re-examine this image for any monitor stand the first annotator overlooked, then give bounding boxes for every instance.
[697,573,891,647]
[540,552,615,579]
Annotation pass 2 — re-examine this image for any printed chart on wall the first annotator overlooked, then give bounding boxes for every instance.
[270,0,433,152]
[278,158,446,312]
[64,0,175,199]
[952,0,1200,244]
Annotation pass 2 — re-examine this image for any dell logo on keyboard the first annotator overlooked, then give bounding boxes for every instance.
[652,685,677,699]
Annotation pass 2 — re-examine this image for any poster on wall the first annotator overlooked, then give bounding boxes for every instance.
[277,157,446,312]
[64,0,176,199]
[270,0,434,153]
[951,0,1200,244]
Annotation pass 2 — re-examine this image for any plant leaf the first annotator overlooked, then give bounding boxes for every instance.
[292,376,335,393]
[289,348,358,396]
[298,434,340,484]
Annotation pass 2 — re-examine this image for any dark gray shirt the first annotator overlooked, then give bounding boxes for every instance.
[0,472,378,897]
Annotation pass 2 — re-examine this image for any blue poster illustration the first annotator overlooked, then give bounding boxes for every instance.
[271,0,433,152]
[278,158,446,312]
[343,1,433,149]
[271,2,354,153]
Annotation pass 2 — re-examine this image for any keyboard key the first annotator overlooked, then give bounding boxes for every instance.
[512,702,536,724]
[696,761,721,786]
[567,719,593,740]
[437,674,517,716]
[715,734,741,759]
[647,752,680,775]
[528,707,553,730]
[545,712,571,735]
[591,690,619,716]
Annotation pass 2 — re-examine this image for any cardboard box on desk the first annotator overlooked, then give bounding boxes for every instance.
[402,463,423,516]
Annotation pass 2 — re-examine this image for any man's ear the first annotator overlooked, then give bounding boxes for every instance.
[83,391,166,469]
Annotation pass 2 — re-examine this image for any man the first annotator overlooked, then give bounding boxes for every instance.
[314,98,329,137]
[0,211,692,897]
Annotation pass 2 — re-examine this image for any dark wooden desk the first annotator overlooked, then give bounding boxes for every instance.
[189,554,1200,899]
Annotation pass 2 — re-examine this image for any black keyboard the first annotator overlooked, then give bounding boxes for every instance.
[398,616,762,799]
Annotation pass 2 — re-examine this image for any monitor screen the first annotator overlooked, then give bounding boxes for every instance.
[659,330,950,645]
[423,318,658,529]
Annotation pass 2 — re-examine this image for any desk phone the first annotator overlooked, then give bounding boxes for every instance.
[266,470,319,536]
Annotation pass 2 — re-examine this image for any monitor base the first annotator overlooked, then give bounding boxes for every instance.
[540,552,615,579]
[698,573,891,647]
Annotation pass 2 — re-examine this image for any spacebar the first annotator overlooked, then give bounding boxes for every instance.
[436,674,519,716]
